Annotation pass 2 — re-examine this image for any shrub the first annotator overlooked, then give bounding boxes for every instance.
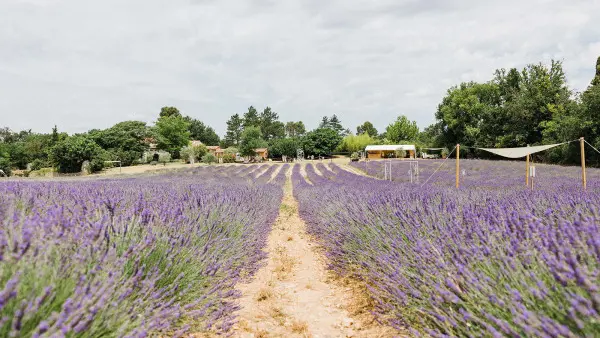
[107,149,141,167]
[180,144,208,163]
[441,147,450,158]
[29,159,47,171]
[395,149,406,158]
[159,152,171,165]
[201,153,217,164]
[350,152,359,161]
[0,157,12,176]
[222,153,236,163]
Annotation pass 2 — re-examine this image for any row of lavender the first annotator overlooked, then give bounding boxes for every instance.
[350,159,600,190]
[294,162,600,336]
[0,164,287,337]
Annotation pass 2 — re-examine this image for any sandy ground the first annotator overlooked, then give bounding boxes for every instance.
[231,170,398,338]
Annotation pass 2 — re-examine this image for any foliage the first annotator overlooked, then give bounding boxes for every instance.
[350,152,359,161]
[302,128,343,156]
[158,152,171,164]
[0,130,55,170]
[386,115,420,143]
[184,117,220,145]
[49,135,106,173]
[441,147,449,157]
[223,147,238,155]
[224,114,244,147]
[87,121,150,166]
[319,114,347,136]
[285,121,306,137]
[0,157,11,176]
[239,126,267,157]
[337,133,378,153]
[29,158,47,171]
[180,144,208,163]
[159,106,181,118]
[259,107,285,140]
[242,106,261,129]
[433,60,576,161]
[394,149,406,158]
[222,153,236,163]
[201,153,217,164]
[268,138,300,158]
[356,121,378,137]
[154,115,190,158]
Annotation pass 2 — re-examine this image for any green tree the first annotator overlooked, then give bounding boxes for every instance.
[89,121,149,166]
[302,128,343,156]
[259,107,285,140]
[243,106,260,128]
[338,133,378,153]
[285,121,306,137]
[494,61,571,147]
[51,125,60,145]
[268,138,300,158]
[356,121,378,137]
[184,117,220,145]
[239,126,267,157]
[224,114,244,147]
[318,116,330,129]
[386,115,420,143]
[319,115,347,136]
[154,116,190,158]
[159,106,181,118]
[542,57,600,165]
[592,56,600,86]
[49,135,106,173]
[0,144,10,176]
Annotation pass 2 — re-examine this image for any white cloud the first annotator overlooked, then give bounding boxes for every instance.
[0,0,599,135]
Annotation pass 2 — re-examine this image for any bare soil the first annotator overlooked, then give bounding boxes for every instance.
[231,171,398,338]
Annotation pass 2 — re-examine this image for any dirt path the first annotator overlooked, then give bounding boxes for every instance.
[232,171,395,338]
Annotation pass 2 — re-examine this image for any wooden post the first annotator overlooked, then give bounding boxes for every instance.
[581,137,587,191]
[525,154,530,187]
[456,144,460,188]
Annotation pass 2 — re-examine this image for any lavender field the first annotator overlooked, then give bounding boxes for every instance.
[0,165,287,337]
[2,159,599,337]
[294,161,600,337]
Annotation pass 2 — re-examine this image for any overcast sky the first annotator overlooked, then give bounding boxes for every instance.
[1,0,599,136]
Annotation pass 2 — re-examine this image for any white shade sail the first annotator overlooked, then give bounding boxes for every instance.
[365,144,416,151]
[477,143,565,159]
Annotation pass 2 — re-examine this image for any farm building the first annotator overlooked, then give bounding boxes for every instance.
[365,144,416,159]
[207,146,221,156]
[255,148,268,159]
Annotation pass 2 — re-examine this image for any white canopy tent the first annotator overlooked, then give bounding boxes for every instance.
[476,143,567,159]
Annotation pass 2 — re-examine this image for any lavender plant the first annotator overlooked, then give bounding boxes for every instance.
[0,164,283,337]
[295,161,600,337]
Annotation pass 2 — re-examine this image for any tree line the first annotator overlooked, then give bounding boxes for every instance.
[1,56,598,176]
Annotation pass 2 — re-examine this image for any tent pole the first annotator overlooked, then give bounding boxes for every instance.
[456,144,460,188]
[526,154,529,187]
[581,137,587,191]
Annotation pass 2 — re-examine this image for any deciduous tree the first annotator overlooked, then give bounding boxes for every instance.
[386,115,420,143]
[302,128,342,156]
[154,116,190,158]
[356,121,378,137]
[239,126,267,157]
